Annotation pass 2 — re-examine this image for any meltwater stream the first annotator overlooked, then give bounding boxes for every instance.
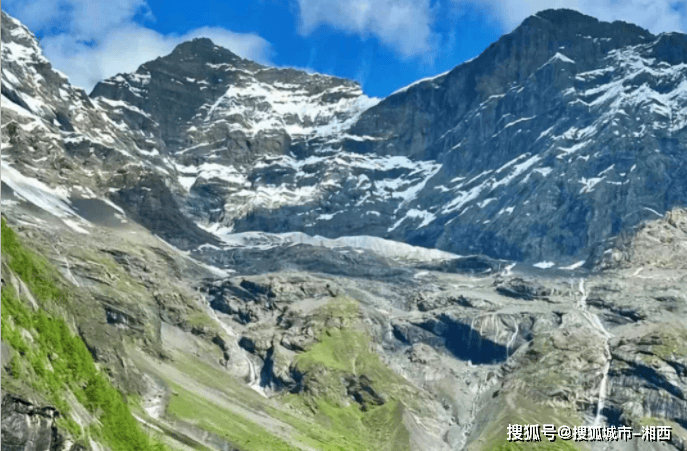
[577,279,613,427]
[203,297,268,397]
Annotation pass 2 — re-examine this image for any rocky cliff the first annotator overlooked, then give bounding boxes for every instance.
[85,9,687,265]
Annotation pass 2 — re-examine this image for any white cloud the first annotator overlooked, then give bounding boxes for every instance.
[454,0,687,34]
[7,0,685,93]
[5,0,151,38]
[294,0,687,62]
[295,0,437,58]
[42,25,273,91]
[4,0,273,91]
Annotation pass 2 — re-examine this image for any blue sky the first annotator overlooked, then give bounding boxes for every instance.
[4,0,687,98]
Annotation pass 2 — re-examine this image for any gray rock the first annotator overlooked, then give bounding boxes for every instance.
[1,395,85,451]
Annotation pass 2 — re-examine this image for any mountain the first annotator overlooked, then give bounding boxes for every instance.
[6,8,687,265]
[346,9,687,261]
[83,8,687,266]
[2,8,687,451]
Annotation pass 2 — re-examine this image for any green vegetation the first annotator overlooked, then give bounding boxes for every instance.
[1,218,164,451]
[167,382,298,451]
[164,352,268,408]
[2,217,67,304]
[642,324,687,360]
[294,297,407,389]
[296,326,401,381]
[469,388,584,451]
[184,310,221,331]
[280,297,412,451]
[281,395,410,451]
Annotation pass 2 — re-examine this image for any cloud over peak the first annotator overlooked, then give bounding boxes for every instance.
[3,0,273,91]
[4,0,687,95]
[295,0,687,61]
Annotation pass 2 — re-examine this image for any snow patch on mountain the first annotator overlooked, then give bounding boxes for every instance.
[188,73,379,142]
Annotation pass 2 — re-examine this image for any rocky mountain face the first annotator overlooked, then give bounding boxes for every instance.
[348,10,687,262]
[2,8,687,451]
[85,8,687,265]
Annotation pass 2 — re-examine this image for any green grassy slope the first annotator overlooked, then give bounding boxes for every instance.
[1,218,165,451]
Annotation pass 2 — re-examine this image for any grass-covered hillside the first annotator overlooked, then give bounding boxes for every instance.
[1,218,165,451]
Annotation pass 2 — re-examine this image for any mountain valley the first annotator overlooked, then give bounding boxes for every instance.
[2,8,687,451]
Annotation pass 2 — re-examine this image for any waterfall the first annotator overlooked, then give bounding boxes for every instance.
[202,294,267,397]
[506,320,519,358]
[578,279,613,427]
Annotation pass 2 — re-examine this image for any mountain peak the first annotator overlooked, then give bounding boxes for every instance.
[527,8,653,41]
[172,37,222,54]
[162,37,245,67]
[534,8,600,26]
[186,37,215,46]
